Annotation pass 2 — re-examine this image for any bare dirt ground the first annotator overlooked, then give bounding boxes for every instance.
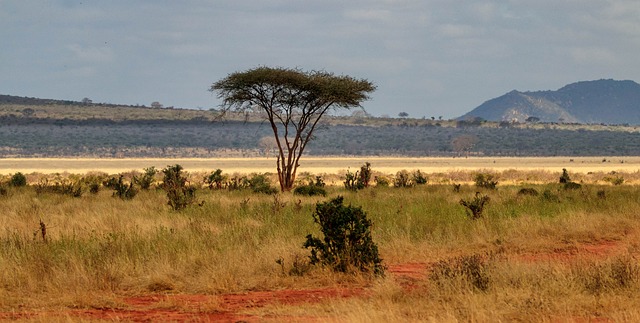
[0,240,630,322]
[1,156,639,175]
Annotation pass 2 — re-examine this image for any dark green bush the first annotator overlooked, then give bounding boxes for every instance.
[162,164,196,210]
[474,173,497,190]
[294,177,327,196]
[134,166,157,190]
[204,169,226,189]
[111,175,137,200]
[304,196,385,276]
[344,162,372,191]
[248,173,278,195]
[10,172,27,187]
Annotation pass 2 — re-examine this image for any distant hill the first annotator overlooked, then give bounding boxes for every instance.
[460,79,640,125]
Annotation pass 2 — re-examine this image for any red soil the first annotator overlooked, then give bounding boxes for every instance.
[0,240,632,322]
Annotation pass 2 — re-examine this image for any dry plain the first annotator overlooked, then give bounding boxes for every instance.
[2,156,640,321]
[1,156,639,175]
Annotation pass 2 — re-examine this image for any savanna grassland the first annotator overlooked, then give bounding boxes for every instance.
[1,161,640,322]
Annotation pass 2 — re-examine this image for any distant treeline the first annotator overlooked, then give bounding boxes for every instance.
[1,117,639,158]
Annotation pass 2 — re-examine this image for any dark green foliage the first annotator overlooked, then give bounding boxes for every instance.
[430,253,491,292]
[559,168,571,184]
[517,188,539,196]
[294,176,327,196]
[344,169,362,191]
[134,166,157,190]
[111,175,137,200]
[460,192,490,220]
[304,196,385,276]
[162,164,196,210]
[344,162,372,191]
[204,169,226,189]
[413,170,428,185]
[474,173,498,190]
[247,173,278,195]
[10,172,27,187]
[393,170,413,188]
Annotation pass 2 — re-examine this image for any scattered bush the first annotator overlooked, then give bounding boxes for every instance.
[294,176,327,196]
[248,173,278,195]
[474,173,497,190]
[134,166,157,190]
[393,170,413,188]
[559,168,571,184]
[452,183,461,192]
[344,162,371,191]
[460,192,490,220]
[204,169,227,189]
[605,176,624,186]
[162,164,196,210]
[304,196,385,276]
[413,170,428,185]
[111,175,137,200]
[10,172,27,187]
[374,176,389,187]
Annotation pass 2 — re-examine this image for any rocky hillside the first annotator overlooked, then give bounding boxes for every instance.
[460,79,640,125]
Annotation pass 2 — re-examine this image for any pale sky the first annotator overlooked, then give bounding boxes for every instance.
[2,0,639,118]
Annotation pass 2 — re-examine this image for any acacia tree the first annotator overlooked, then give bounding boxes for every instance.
[211,67,375,191]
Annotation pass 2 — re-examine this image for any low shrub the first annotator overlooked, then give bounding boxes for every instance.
[294,176,327,196]
[413,170,428,185]
[162,164,196,210]
[474,173,497,190]
[248,173,278,195]
[393,170,413,188]
[460,192,490,220]
[134,166,158,190]
[304,196,385,276]
[204,169,227,189]
[111,175,137,200]
[10,172,27,187]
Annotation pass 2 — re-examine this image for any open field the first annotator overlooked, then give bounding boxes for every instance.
[1,165,640,321]
[1,156,639,175]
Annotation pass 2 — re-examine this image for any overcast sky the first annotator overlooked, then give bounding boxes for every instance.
[2,1,639,118]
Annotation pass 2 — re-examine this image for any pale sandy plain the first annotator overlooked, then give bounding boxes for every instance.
[0,156,638,175]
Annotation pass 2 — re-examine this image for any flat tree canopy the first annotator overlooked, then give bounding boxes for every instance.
[211,66,376,191]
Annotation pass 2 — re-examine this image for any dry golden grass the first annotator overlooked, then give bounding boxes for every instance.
[1,167,640,321]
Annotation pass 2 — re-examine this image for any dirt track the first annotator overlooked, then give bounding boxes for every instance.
[0,240,628,322]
